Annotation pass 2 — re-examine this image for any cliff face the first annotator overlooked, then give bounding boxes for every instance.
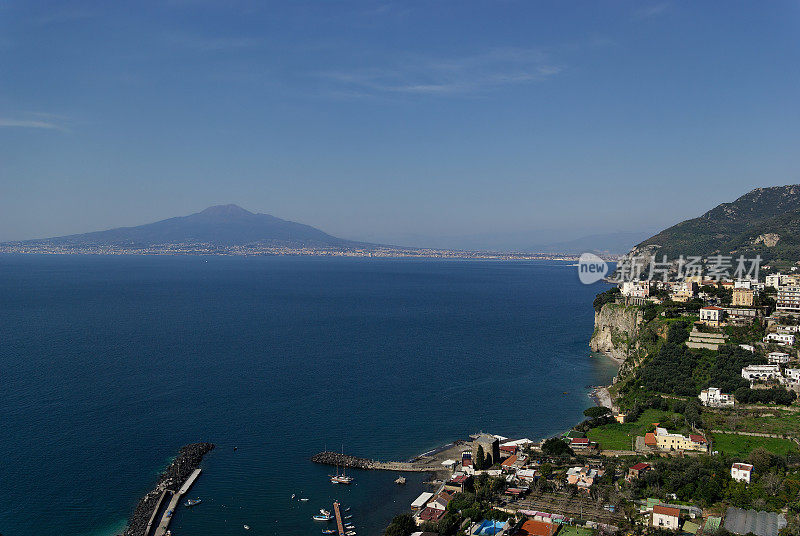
[590,303,642,364]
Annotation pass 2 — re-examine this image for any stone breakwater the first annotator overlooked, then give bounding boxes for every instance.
[120,442,215,536]
[311,451,444,472]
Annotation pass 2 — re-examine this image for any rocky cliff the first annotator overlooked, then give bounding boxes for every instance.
[590,303,642,365]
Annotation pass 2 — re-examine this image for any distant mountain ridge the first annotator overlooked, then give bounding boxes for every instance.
[629,184,800,264]
[529,231,652,255]
[8,204,362,248]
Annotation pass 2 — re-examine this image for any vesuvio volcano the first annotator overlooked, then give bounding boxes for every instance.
[12,204,363,248]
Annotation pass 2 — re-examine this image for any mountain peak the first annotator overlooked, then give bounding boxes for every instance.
[198,204,254,217]
[630,183,800,264]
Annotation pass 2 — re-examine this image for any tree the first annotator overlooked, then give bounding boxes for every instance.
[384,514,416,536]
[584,406,612,419]
[594,287,621,311]
[762,472,784,497]
[541,437,573,457]
[438,514,460,536]
[475,445,485,470]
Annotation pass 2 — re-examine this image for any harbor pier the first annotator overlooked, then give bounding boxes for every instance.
[152,469,202,536]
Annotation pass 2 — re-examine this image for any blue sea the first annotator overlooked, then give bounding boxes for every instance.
[0,255,617,536]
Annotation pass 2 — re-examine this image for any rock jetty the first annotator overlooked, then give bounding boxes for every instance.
[120,442,215,536]
[311,451,439,472]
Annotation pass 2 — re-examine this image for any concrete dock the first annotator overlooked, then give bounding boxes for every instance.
[144,489,167,536]
[333,501,345,536]
[152,468,203,536]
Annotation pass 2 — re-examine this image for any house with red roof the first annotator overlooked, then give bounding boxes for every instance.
[652,504,680,529]
[627,462,651,481]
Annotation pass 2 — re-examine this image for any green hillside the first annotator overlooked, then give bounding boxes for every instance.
[632,184,800,265]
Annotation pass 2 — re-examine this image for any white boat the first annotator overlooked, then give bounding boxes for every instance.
[346,531,357,535]
[291,494,296,499]
[344,515,353,519]
[313,515,334,522]
[330,444,355,485]
[300,498,310,501]
[243,525,250,530]
[320,509,331,516]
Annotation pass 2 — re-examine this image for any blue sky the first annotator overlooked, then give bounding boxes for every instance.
[1,1,799,249]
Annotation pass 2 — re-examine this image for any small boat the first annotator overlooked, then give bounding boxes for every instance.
[243,525,250,530]
[344,515,353,519]
[322,530,337,534]
[394,476,406,485]
[300,498,310,501]
[344,507,351,512]
[313,515,334,522]
[346,531,357,536]
[185,498,202,507]
[291,493,296,499]
[320,509,331,516]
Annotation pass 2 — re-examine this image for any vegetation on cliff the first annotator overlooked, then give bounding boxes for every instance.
[630,184,800,265]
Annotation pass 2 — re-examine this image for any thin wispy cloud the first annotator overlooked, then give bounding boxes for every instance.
[0,118,65,131]
[316,47,563,97]
[635,2,670,19]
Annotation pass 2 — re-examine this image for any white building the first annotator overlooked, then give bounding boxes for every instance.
[766,274,783,289]
[739,344,755,352]
[700,306,723,326]
[621,280,651,298]
[411,492,434,511]
[764,333,795,346]
[742,364,782,383]
[777,286,800,312]
[731,463,754,484]
[785,368,800,384]
[777,325,800,333]
[768,352,791,364]
[699,387,734,407]
[652,505,680,530]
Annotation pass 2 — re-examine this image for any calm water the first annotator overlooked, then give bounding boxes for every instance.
[0,256,617,536]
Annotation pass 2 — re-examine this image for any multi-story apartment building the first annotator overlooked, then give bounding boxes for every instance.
[777,286,800,312]
[732,288,755,307]
[767,352,790,364]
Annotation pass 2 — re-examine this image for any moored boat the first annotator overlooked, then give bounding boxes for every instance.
[185,498,202,507]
